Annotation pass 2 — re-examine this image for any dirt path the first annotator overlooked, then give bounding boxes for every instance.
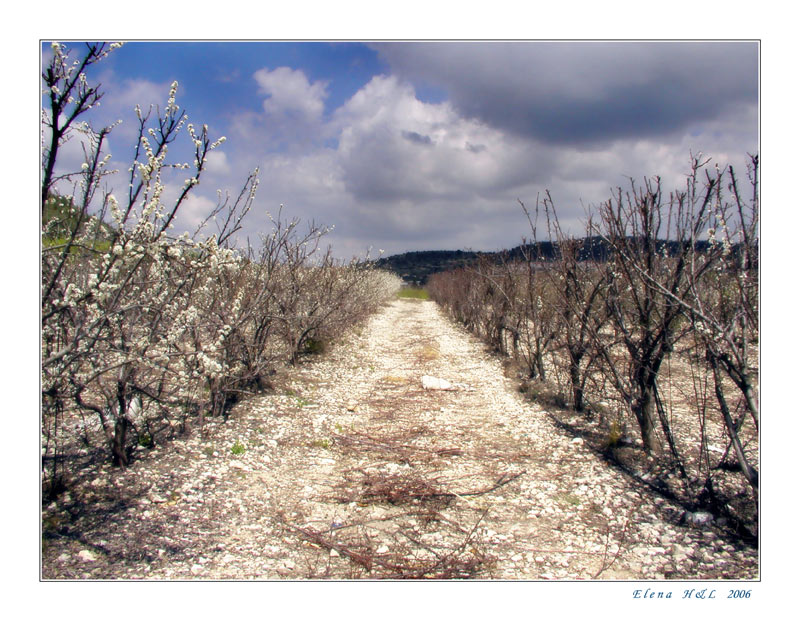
[42,298,758,579]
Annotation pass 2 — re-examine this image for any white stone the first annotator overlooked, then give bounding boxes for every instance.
[422,375,454,390]
[686,511,714,527]
[78,550,97,562]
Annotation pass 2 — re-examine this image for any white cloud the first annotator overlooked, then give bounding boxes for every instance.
[99,77,176,142]
[169,187,217,236]
[204,150,231,176]
[254,67,328,124]
[332,75,549,204]
[225,67,335,155]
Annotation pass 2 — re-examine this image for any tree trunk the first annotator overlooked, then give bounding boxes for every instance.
[112,416,129,467]
[112,379,130,467]
[711,359,759,491]
[741,373,760,431]
[535,348,546,381]
[568,348,585,412]
[634,383,661,454]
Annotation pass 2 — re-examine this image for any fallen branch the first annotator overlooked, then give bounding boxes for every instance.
[279,510,491,579]
[592,507,635,579]
[457,470,527,497]
[333,469,526,506]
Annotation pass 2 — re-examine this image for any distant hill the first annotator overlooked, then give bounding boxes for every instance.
[374,239,613,285]
[375,237,723,285]
[374,250,483,285]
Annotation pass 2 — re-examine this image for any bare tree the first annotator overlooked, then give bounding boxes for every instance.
[428,155,758,531]
[658,156,760,494]
[531,193,610,412]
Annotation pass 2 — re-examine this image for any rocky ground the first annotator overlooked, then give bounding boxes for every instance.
[41,298,758,580]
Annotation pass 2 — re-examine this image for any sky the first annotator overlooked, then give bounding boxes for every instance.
[42,40,759,259]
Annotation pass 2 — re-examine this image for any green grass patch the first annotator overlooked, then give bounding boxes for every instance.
[295,396,313,407]
[397,286,429,300]
[555,492,582,507]
[42,237,112,254]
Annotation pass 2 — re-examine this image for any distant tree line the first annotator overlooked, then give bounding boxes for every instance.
[376,235,749,287]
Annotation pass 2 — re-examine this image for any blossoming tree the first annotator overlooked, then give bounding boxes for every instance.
[41,42,401,481]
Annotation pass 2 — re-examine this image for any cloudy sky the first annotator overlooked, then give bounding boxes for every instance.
[42,40,759,258]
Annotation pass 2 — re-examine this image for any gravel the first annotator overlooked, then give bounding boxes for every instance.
[41,298,758,580]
